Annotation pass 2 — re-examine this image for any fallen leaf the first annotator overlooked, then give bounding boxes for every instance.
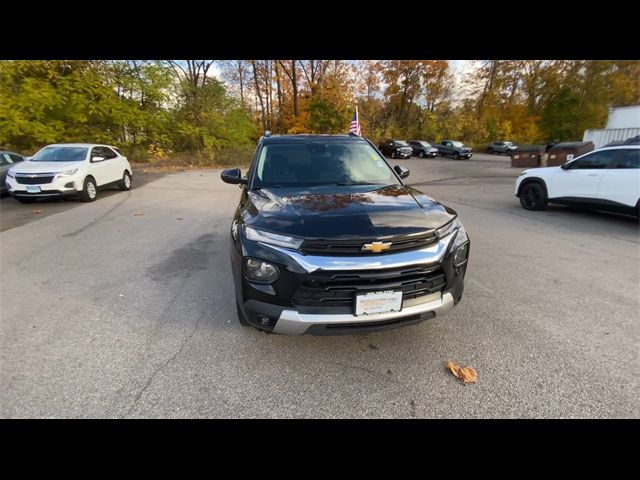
[176,217,183,220]
[133,212,144,216]
[32,210,43,214]
[446,361,478,384]
[459,366,478,384]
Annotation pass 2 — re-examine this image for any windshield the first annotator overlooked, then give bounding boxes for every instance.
[419,141,432,147]
[31,147,88,162]
[253,141,400,188]
[505,142,515,146]
[394,141,409,146]
[451,141,463,147]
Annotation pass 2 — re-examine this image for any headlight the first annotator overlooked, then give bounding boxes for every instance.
[56,169,78,178]
[451,221,469,266]
[453,243,469,266]
[245,226,303,249]
[244,258,279,284]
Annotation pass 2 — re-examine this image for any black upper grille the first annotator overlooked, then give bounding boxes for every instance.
[16,175,54,185]
[301,232,437,255]
[292,265,446,308]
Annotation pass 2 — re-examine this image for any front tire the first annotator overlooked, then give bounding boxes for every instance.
[391,151,396,159]
[419,151,425,158]
[119,171,132,191]
[520,182,548,211]
[454,152,460,160]
[488,148,494,154]
[80,177,97,202]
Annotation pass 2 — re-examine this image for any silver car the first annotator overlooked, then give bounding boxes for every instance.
[488,141,517,154]
[1,150,26,196]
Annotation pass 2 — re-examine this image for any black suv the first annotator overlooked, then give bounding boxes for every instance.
[220,133,470,335]
[378,139,413,159]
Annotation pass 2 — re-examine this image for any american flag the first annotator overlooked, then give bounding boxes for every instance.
[349,106,361,136]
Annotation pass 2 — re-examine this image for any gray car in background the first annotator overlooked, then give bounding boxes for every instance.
[408,140,439,158]
[436,140,473,160]
[0,150,26,195]
[488,141,517,154]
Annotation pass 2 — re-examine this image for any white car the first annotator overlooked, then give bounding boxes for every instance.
[515,145,640,217]
[6,143,132,203]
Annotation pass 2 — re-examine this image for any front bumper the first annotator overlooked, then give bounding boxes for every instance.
[233,230,468,335]
[274,291,454,335]
[6,175,82,198]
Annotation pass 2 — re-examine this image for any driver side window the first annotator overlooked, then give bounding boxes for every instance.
[91,147,103,160]
[568,150,616,170]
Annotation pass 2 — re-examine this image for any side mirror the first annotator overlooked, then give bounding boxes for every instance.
[221,168,247,185]
[91,156,105,163]
[560,162,571,170]
[394,165,410,179]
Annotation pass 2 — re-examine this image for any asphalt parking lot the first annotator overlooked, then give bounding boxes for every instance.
[1,153,638,418]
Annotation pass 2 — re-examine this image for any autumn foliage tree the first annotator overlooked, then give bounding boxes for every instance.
[1,59,638,164]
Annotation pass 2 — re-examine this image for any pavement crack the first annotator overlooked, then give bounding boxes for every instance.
[64,192,131,237]
[121,310,205,418]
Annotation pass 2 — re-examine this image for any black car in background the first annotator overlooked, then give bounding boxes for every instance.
[378,139,413,159]
[408,140,438,158]
[220,133,470,335]
[0,150,26,195]
[602,135,640,148]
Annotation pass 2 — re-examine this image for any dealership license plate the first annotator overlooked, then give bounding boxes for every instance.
[355,291,403,316]
[26,186,41,193]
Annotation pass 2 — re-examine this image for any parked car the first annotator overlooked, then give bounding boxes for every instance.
[545,141,559,152]
[515,145,639,216]
[602,135,640,148]
[220,133,470,335]
[436,140,473,160]
[408,140,438,158]
[487,141,517,154]
[1,150,26,196]
[5,143,132,203]
[377,139,413,159]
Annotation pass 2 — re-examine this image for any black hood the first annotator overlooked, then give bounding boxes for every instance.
[243,185,456,240]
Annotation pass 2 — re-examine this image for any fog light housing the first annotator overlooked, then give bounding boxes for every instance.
[244,258,279,284]
[453,243,469,266]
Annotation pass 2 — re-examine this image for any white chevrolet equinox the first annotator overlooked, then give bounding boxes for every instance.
[5,143,132,203]
[515,145,640,217]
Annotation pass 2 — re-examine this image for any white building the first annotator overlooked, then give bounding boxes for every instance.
[583,105,640,148]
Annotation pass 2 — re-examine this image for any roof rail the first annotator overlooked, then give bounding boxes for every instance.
[264,130,272,137]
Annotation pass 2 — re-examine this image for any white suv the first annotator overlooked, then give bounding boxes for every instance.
[515,145,640,217]
[6,143,132,203]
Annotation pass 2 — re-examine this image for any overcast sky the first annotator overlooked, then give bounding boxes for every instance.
[208,60,479,102]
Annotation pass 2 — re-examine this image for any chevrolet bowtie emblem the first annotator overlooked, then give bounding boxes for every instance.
[361,241,392,253]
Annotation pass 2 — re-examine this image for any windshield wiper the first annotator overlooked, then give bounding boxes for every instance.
[334,182,386,186]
